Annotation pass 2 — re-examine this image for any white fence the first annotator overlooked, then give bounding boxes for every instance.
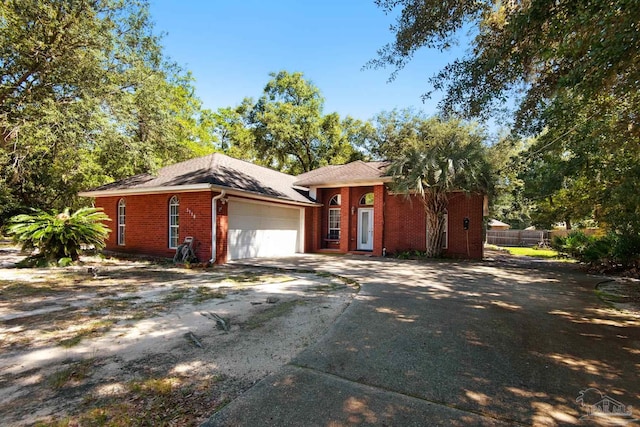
[486,230,549,247]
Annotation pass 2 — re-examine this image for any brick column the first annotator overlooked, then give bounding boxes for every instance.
[215,201,228,264]
[340,187,350,253]
[373,185,385,256]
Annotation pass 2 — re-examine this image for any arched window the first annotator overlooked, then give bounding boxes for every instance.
[169,196,179,249]
[328,194,341,239]
[359,192,374,205]
[117,199,125,246]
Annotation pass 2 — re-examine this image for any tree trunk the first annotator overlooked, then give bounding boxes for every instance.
[423,191,448,258]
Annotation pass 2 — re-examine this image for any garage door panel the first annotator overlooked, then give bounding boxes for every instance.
[228,201,301,260]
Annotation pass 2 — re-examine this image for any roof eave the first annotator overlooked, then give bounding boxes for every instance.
[79,184,320,207]
[78,184,212,197]
[297,177,393,187]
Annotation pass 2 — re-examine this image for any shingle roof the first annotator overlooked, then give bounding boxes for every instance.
[83,153,313,204]
[294,160,390,186]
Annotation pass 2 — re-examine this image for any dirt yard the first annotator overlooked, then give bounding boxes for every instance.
[0,244,358,426]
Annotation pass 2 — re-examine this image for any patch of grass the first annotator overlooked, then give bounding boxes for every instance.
[59,320,114,347]
[162,287,190,303]
[193,286,226,303]
[308,283,346,292]
[223,272,295,285]
[309,273,359,292]
[595,289,630,303]
[91,297,135,314]
[244,299,306,330]
[47,359,95,389]
[0,281,61,299]
[42,376,225,427]
[502,246,563,259]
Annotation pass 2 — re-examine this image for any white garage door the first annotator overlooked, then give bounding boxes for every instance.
[228,200,302,260]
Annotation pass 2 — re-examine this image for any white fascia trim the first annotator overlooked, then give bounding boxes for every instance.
[227,195,309,209]
[78,184,211,197]
[79,184,320,207]
[303,179,391,189]
[221,188,319,207]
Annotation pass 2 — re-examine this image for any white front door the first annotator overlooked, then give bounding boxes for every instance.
[357,208,374,251]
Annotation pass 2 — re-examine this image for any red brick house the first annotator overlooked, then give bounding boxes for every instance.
[80,153,486,263]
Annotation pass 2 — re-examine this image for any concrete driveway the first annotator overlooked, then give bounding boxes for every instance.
[204,255,640,426]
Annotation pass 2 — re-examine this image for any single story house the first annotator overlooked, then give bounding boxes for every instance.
[79,153,486,263]
[488,219,511,230]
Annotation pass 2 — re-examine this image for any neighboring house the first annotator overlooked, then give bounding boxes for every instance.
[488,219,511,230]
[80,153,486,263]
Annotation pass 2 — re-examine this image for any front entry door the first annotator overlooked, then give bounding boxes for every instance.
[357,208,374,251]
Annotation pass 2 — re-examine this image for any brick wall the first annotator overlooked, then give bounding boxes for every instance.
[95,191,213,262]
[443,192,484,259]
[373,184,385,256]
[383,191,427,253]
[382,190,484,259]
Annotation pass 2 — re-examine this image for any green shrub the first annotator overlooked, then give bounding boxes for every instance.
[7,207,111,265]
[553,231,640,270]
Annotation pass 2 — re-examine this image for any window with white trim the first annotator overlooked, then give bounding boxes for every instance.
[117,198,125,246]
[328,208,341,240]
[328,194,341,239]
[169,196,179,249]
[426,211,448,249]
[359,192,374,205]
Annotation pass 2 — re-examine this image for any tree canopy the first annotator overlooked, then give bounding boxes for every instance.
[385,113,492,256]
[247,71,366,174]
[0,0,216,222]
[371,0,640,237]
[370,0,639,132]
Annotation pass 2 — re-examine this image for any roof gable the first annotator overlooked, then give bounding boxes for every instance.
[294,160,390,187]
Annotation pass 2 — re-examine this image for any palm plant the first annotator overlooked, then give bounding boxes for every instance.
[7,207,111,263]
[386,118,492,257]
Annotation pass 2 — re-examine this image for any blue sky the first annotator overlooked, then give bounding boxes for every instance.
[149,0,466,122]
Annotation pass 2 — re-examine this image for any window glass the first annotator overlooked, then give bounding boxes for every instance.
[117,199,125,246]
[359,193,374,205]
[328,208,341,239]
[169,196,179,248]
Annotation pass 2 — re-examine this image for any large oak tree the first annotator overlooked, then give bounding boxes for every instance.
[0,0,215,221]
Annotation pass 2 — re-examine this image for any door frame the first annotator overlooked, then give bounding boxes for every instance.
[357,208,374,251]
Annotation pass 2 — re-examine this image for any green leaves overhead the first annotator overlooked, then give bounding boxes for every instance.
[247,71,365,174]
[385,113,492,257]
[0,0,216,221]
[371,0,640,132]
[372,0,640,240]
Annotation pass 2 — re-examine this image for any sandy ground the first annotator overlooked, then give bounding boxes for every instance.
[0,246,357,426]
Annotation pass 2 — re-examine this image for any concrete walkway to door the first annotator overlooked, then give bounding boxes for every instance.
[203,254,640,426]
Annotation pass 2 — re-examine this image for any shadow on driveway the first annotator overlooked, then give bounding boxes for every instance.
[205,255,640,426]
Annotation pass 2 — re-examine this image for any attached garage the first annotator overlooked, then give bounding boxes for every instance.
[227,199,303,260]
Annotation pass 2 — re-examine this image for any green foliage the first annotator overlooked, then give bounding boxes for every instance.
[370,0,640,246]
[0,0,217,223]
[247,71,366,174]
[7,207,111,264]
[486,135,533,229]
[552,231,640,270]
[370,0,639,132]
[211,99,257,160]
[384,114,492,257]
